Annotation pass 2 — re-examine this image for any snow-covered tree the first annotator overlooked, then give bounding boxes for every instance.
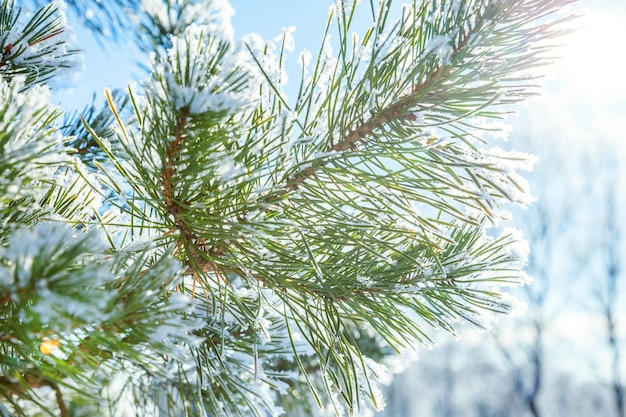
[0,0,574,416]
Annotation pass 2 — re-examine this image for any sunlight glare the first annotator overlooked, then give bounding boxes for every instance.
[559,10,626,101]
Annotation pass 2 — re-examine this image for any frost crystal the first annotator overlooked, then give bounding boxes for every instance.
[145,24,260,115]
[276,26,296,52]
[140,0,235,41]
[0,223,114,329]
[298,48,312,69]
[423,34,453,63]
[500,227,530,268]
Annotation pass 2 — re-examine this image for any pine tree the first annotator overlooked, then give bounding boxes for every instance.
[0,0,574,416]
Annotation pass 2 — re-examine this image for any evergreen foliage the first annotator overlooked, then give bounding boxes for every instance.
[0,0,574,416]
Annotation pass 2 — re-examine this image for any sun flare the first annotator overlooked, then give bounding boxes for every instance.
[559,9,626,100]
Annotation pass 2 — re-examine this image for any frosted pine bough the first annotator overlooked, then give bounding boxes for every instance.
[0,0,574,416]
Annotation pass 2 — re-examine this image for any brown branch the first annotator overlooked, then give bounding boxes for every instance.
[162,110,188,222]
[28,30,64,47]
[68,139,99,155]
[161,110,232,289]
[0,43,12,68]
[280,79,439,195]
[0,292,10,305]
[279,23,477,195]
[276,100,419,196]
[161,109,211,254]
[51,382,69,417]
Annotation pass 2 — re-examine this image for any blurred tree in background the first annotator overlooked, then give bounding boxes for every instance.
[0,0,574,415]
[381,4,626,415]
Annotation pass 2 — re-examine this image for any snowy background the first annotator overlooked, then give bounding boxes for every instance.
[381,1,626,415]
[53,0,626,415]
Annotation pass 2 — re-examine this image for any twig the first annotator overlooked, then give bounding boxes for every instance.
[272,20,477,198]
[51,383,69,417]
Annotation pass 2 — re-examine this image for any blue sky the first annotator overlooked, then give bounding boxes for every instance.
[57,1,334,112]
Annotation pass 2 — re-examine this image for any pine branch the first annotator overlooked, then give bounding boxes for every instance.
[0,1,78,87]
[0,1,577,416]
[0,371,67,417]
[263,1,527,202]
